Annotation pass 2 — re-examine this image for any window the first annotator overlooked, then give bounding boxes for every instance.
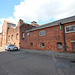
[5,30,6,32]
[41,42,44,47]
[27,33,30,36]
[8,35,10,41]
[14,43,15,45]
[3,35,4,40]
[11,35,13,40]
[3,32,4,35]
[25,25,26,28]
[22,32,24,39]
[30,43,33,47]
[16,34,18,40]
[57,42,62,49]
[65,25,75,33]
[39,30,46,36]
[5,36,6,40]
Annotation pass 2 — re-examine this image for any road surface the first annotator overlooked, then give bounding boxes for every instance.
[0,48,75,75]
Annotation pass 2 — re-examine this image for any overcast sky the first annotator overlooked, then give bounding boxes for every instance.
[0,0,75,32]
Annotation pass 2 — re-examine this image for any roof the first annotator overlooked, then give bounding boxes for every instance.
[26,15,75,32]
[7,21,16,28]
[7,21,16,25]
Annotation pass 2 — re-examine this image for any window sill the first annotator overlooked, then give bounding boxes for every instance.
[41,46,44,48]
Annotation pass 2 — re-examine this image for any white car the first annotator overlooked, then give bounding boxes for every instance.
[5,44,18,51]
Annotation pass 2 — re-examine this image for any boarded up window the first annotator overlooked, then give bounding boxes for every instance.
[57,42,62,49]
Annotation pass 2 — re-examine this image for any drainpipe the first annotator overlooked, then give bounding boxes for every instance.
[59,22,67,51]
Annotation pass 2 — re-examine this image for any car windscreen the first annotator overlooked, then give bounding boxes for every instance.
[9,44,16,47]
[9,45,14,47]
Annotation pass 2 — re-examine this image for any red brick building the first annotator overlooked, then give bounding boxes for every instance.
[0,16,75,52]
[0,33,2,46]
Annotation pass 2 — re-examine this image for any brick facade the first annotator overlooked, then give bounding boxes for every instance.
[25,21,75,52]
[0,16,75,52]
[2,20,8,47]
[0,33,2,46]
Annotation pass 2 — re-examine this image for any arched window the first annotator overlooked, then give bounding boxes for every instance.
[11,35,13,40]
[8,35,10,41]
[16,34,18,40]
[22,32,24,40]
[23,33,24,38]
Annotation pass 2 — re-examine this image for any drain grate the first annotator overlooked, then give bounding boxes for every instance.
[70,61,75,63]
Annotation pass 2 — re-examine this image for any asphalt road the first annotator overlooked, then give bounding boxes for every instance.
[0,48,75,75]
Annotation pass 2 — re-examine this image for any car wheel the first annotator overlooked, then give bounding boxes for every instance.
[8,48,11,51]
[5,49,7,51]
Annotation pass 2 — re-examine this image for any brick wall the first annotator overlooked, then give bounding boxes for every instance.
[1,19,75,52]
[64,22,75,52]
[0,33,2,46]
[7,20,36,49]
[24,25,63,51]
[7,25,20,48]
[2,21,8,47]
[24,21,75,52]
[20,23,36,49]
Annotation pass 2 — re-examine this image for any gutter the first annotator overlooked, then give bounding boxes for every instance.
[26,20,75,32]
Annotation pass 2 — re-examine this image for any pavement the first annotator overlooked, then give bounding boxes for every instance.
[19,49,75,60]
[0,47,5,52]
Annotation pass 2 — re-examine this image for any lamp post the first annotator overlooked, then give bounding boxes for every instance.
[59,22,67,51]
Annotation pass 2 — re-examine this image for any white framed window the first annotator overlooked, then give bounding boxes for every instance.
[39,30,46,36]
[65,25,75,33]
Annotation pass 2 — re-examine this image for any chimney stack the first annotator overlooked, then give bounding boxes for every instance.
[31,21,39,26]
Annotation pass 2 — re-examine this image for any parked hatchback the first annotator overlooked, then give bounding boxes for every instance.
[5,44,18,51]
